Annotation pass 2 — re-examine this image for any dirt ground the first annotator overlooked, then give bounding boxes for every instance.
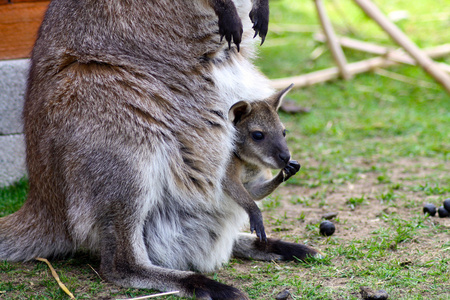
[0,157,449,299]
[226,156,450,298]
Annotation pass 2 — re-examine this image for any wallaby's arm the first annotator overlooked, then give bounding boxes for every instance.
[224,155,267,241]
[245,160,301,200]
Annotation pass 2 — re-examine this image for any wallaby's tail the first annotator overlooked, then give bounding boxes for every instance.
[0,200,73,261]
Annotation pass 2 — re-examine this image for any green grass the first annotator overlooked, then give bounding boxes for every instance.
[1,0,450,299]
[0,178,28,217]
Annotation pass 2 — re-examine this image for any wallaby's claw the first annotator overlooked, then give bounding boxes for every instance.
[218,9,243,51]
[252,20,259,39]
[251,226,267,243]
[260,35,266,46]
[250,212,267,243]
[258,229,267,243]
[282,160,301,182]
[233,30,242,51]
[249,5,269,45]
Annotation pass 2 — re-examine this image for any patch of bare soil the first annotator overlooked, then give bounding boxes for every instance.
[262,157,447,237]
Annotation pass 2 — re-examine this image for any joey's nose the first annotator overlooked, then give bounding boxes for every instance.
[279,152,290,164]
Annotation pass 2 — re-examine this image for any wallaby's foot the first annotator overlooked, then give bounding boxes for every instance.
[249,210,267,242]
[254,238,319,261]
[180,274,249,300]
[282,160,301,182]
[217,5,243,51]
[249,3,269,45]
[99,226,249,300]
[102,263,248,300]
[233,233,321,262]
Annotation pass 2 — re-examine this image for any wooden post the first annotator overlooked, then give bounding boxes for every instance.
[353,0,450,94]
[314,0,351,80]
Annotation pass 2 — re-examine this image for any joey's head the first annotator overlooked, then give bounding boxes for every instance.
[228,84,294,170]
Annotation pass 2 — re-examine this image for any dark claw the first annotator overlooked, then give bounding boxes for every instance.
[253,28,259,39]
[283,160,301,181]
[258,229,267,243]
[260,36,266,46]
[249,2,269,46]
[252,20,259,39]
[232,30,242,51]
[216,4,243,51]
[249,211,267,243]
[288,160,301,171]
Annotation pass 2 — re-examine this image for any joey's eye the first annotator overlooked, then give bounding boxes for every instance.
[251,131,264,141]
[283,129,287,137]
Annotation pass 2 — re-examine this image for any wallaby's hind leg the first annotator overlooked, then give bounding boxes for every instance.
[98,220,248,300]
[232,233,319,262]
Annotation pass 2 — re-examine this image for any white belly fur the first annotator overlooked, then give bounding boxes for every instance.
[141,0,274,272]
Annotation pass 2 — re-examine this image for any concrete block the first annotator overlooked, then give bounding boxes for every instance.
[0,59,29,135]
[0,134,27,187]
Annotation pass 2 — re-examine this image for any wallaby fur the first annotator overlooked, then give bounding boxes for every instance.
[0,0,318,298]
[225,84,300,241]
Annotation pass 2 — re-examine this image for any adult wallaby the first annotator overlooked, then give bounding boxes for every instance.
[225,84,300,242]
[0,0,319,299]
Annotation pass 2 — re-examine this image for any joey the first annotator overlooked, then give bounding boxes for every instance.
[225,84,300,241]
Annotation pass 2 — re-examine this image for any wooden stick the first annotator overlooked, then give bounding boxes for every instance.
[375,68,440,90]
[116,291,180,300]
[315,33,414,64]
[314,0,351,80]
[315,33,390,56]
[270,45,450,89]
[438,63,450,74]
[353,0,450,94]
[36,258,75,299]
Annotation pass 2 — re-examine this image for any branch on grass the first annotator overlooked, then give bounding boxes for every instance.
[35,257,75,299]
[116,290,180,300]
[374,68,441,90]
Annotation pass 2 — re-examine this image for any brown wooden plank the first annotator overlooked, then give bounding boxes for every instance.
[0,1,10,5]
[11,0,46,3]
[0,2,50,60]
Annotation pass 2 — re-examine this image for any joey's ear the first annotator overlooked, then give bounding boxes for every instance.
[269,83,294,111]
[228,101,252,125]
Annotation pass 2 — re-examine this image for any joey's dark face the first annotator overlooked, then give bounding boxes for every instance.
[235,103,291,170]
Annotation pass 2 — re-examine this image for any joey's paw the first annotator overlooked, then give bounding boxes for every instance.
[282,160,301,182]
[249,212,267,242]
[249,4,269,45]
[180,274,248,300]
[218,10,243,51]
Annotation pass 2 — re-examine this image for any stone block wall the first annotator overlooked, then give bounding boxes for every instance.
[0,59,28,187]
